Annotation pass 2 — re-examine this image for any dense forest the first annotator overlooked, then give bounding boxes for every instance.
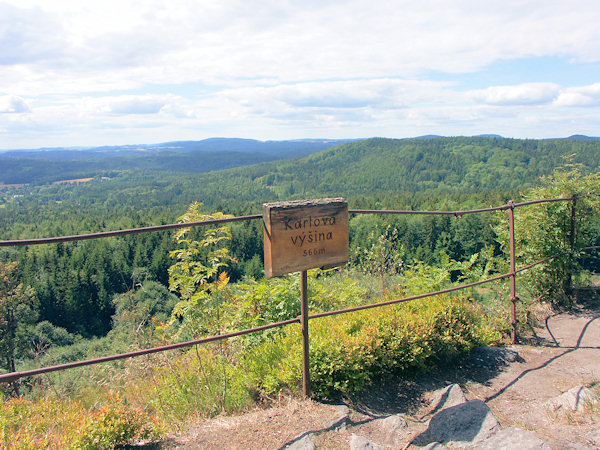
[1,136,600,370]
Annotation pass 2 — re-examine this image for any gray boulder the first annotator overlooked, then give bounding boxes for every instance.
[349,434,384,450]
[285,433,315,450]
[545,385,597,412]
[372,414,409,447]
[427,399,500,446]
[429,384,467,414]
[586,429,600,447]
[472,427,551,449]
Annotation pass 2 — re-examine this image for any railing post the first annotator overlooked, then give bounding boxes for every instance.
[508,200,518,344]
[300,270,311,397]
[565,196,577,298]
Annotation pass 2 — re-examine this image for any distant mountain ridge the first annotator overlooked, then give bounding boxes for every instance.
[0,138,355,160]
[2,135,600,188]
[564,135,600,141]
[0,138,355,184]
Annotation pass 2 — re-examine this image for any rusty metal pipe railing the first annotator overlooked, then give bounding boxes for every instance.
[515,254,561,274]
[309,271,513,320]
[508,200,518,343]
[582,245,600,252]
[0,246,572,384]
[348,205,511,216]
[0,270,517,384]
[0,195,594,384]
[0,214,263,247]
[0,198,581,248]
[0,316,301,384]
[513,197,575,208]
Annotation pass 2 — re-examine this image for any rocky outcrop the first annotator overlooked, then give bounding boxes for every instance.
[424,399,500,446]
[471,427,552,449]
[285,433,316,450]
[285,379,600,448]
[544,385,597,413]
[293,382,557,449]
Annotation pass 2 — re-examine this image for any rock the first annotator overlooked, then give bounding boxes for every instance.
[326,406,349,431]
[375,414,408,446]
[379,413,407,433]
[335,404,350,417]
[285,433,315,450]
[349,434,384,450]
[472,427,551,449]
[586,429,600,446]
[544,385,597,412]
[420,443,445,449]
[427,399,500,446]
[429,384,467,414]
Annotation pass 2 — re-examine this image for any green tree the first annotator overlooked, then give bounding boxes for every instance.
[112,280,178,348]
[496,165,600,305]
[163,203,234,339]
[352,224,405,293]
[0,261,36,395]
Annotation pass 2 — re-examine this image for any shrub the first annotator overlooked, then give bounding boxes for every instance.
[0,394,164,449]
[495,165,600,306]
[247,293,501,399]
[72,393,164,449]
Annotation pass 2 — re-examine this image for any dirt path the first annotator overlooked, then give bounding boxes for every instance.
[163,304,600,449]
[464,305,600,448]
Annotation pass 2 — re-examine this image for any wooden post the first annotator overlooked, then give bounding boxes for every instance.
[300,270,311,397]
[508,201,517,344]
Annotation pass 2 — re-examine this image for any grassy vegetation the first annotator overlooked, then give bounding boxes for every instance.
[0,393,164,449]
[2,164,600,446]
[0,265,506,446]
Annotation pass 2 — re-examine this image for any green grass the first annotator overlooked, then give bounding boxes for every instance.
[3,268,507,445]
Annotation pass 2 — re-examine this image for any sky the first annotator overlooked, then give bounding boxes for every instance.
[1,0,600,150]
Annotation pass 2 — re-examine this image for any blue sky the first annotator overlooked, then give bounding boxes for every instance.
[1,0,599,149]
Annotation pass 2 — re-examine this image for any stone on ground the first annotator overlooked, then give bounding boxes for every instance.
[326,405,350,431]
[586,429,600,447]
[285,433,315,450]
[544,385,597,412]
[367,413,409,447]
[426,399,500,446]
[429,384,467,414]
[349,434,384,450]
[472,427,551,449]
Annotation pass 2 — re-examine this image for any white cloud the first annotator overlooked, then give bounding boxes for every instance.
[2,1,600,93]
[0,95,31,113]
[106,95,171,115]
[0,3,68,66]
[469,83,561,106]
[1,0,600,147]
[554,83,600,107]
[217,79,456,122]
[78,94,187,115]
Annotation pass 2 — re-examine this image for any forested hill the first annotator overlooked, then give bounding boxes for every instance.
[2,136,600,218]
[1,135,599,339]
[196,136,600,205]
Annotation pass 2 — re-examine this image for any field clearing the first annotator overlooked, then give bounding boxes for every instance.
[52,177,95,185]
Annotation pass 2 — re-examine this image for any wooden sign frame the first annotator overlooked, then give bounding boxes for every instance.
[263,198,349,278]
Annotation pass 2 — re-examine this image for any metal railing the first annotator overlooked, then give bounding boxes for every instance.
[0,196,586,385]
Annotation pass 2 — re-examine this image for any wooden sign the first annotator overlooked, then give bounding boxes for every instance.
[263,198,349,278]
